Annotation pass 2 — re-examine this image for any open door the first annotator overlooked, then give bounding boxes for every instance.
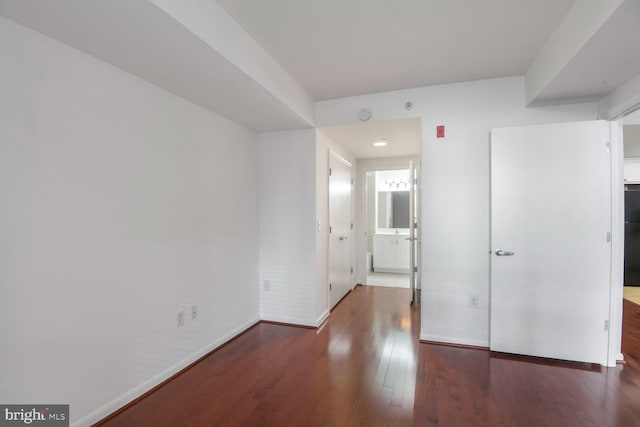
[490,120,612,365]
[409,160,421,304]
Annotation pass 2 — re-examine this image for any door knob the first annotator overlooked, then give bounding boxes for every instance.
[495,249,515,256]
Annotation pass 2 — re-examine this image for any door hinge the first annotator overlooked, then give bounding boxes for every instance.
[605,141,611,152]
[604,320,609,331]
[350,222,353,230]
[351,178,354,185]
[329,226,332,234]
[329,283,332,291]
[350,267,353,274]
[329,168,332,176]
[607,231,611,243]
[414,266,418,273]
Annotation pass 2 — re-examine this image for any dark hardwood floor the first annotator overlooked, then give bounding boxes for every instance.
[623,298,640,372]
[98,287,640,426]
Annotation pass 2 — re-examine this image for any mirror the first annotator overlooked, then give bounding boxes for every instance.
[377,191,410,229]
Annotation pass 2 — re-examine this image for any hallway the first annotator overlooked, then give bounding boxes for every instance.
[99,286,640,426]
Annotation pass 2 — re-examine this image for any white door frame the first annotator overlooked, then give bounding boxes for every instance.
[410,160,422,303]
[608,118,625,365]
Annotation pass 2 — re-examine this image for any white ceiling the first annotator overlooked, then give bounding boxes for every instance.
[532,0,640,105]
[624,108,640,126]
[321,118,421,159]
[0,0,314,132]
[4,1,639,131]
[217,0,574,100]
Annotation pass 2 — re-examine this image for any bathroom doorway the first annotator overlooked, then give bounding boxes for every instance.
[365,167,419,293]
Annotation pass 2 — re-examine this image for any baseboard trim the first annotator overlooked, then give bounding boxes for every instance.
[260,315,317,328]
[261,320,316,329]
[262,309,331,330]
[84,316,260,427]
[420,334,489,350]
[331,289,352,311]
[315,309,330,327]
[421,339,490,351]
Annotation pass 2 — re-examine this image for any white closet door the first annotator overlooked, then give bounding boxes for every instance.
[329,154,352,309]
[490,120,611,365]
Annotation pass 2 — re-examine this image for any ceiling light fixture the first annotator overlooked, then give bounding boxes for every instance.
[373,140,387,147]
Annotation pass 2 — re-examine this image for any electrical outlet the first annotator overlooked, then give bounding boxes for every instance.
[177,310,185,327]
[469,295,479,309]
[191,305,198,320]
[264,280,270,291]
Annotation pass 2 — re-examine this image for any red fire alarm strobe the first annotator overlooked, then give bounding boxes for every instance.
[436,125,445,138]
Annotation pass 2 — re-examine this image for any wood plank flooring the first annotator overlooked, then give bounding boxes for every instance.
[624,286,640,306]
[98,286,640,426]
[623,299,640,372]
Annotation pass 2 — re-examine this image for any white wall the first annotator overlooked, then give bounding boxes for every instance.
[598,71,640,120]
[259,130,355,326]
[0,17,259,426]
[317,76,597,347]
[624,125,640,157]
[258,129,318,326]
[624,125,640,182]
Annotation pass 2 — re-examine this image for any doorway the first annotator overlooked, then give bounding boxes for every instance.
[623,108,640,296]
[622,108,640,368]
[366,169,411,289]
[320,118,422,305]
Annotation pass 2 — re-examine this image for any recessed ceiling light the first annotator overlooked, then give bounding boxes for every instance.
[373,140,387,147]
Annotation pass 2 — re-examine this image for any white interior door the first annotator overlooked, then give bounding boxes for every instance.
[490,120,612,365]
[329,153,352,309]
[409,160,421,303]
